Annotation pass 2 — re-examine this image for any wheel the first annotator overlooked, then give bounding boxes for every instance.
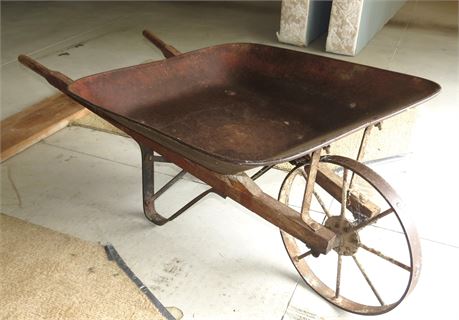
[279,155,421,315]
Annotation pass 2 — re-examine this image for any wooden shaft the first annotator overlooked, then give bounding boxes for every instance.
[316,165,380,217]
[142,30,181,58]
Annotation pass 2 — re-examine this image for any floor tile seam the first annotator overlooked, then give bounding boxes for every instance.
[40,140,209,186]
[1,15,129,67]
[280,281,299,320]
[389,0,419,66]
[41,140,140,169]
[369,225,459,249]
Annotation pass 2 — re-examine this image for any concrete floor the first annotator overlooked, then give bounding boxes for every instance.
[1,1,458,319]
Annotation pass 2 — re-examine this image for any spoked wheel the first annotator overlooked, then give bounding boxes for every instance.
[279,155,421,315]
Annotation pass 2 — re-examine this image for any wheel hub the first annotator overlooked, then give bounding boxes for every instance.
[325,216,360,256]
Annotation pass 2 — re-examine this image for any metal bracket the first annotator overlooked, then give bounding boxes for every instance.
[301,150,322,231]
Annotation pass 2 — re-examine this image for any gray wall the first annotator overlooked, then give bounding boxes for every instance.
[356,0,405,53]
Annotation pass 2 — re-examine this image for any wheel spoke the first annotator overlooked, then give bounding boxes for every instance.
[360,243,411,271]
[300,169,308,180]
[335,254,342,298]
[352,255,385,306]
[313,191,332,218]
[294,250,312,261]
[340,168,349,218]
[349,207,394,234]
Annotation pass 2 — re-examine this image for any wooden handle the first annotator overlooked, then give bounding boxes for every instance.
[18,55,73,91]
[142,30,181,58]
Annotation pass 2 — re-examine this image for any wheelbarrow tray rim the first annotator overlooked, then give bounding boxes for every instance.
[67,43,441,174]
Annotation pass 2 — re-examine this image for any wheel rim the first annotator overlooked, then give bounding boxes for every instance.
[279,155,421,315]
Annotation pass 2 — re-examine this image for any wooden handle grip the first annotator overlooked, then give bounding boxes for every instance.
[18,55,73,91]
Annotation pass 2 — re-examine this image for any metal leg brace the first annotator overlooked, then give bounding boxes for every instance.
[141,144,219,225]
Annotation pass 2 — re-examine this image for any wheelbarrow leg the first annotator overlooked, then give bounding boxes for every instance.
[140,144,216,225]
[141,144,170,225]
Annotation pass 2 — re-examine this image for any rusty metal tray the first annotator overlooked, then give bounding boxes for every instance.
[32,42,442,174]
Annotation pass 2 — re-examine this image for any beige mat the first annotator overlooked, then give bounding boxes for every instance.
[0,213,176,320]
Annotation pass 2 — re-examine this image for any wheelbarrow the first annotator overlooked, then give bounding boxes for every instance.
[18,30,440,315]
